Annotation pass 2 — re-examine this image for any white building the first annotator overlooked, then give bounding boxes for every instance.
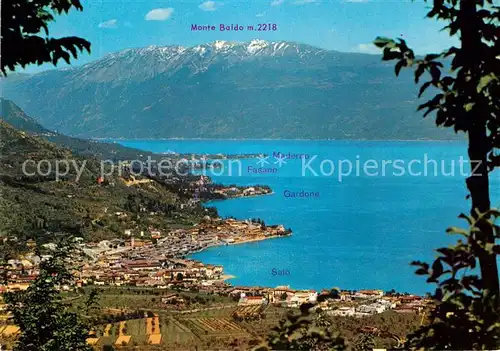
[357,303,387,314]
[330,306,356,317]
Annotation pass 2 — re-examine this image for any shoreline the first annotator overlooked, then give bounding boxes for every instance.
[186,232,292,258]
[186,189,291,288]
[221,274,236,281]
[188,234,293,288]
[204,191,275,204]
[96,137,465,142]
[226,233,291,246]
[184,190,291,285]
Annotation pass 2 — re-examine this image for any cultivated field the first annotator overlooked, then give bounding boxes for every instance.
[179,317,251,340]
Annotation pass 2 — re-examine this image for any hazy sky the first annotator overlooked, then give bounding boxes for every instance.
[24,0,458,72]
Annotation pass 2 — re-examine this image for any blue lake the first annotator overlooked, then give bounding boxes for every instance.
[113,139,500,295]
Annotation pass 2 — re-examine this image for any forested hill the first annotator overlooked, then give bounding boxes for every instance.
[0,98,157,161]
[0,120,212,246]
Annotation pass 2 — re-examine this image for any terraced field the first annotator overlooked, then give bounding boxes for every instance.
[180,317,251,339]
[232,305,264,319]
[162,317,199,345]
[240,305,290,335]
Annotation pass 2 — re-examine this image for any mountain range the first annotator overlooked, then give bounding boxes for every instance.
[1,40,462,140]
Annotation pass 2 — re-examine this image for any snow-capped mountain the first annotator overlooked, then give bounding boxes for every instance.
[1,41,459,140]
[101,39,327,63]
[191,39,325,57]
[65,40,332,82]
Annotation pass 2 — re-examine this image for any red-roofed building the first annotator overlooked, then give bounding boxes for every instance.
[239,295,266,306]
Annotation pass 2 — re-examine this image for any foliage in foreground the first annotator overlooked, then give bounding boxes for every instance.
[406,209,500,350]
[372,0,499,348]
[374,0,500,297]
[256,305,346,351]
[1,0,91,75]
[4,240,97,351]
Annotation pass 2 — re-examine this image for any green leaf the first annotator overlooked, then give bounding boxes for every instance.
[395,61,405,76]
[415,64,426,83]
[419,82,432,98]
[430,65,441,82]
[446,227,469,236]
[477,73,497,93]
[441,76,455,86]
[383,49,402,61]
[416,268,428,275]
[431,259,443,277]
[424,53,441,61]
[373,37,393,48]
[465,103,475,112]
[484,243,495,254]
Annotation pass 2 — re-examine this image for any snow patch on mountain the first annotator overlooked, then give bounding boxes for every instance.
[247,39,269,54]
[49,40,332,83]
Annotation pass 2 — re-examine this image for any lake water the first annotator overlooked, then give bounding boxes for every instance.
[114,139,500,295]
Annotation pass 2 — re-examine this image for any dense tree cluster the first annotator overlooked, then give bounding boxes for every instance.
[4,241,97,351]
[1,0,90,75]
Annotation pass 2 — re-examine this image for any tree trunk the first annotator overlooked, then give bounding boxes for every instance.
[460,0,499,299]
[467,128,499,297]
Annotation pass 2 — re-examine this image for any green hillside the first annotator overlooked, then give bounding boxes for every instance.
[0,120,213,248]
